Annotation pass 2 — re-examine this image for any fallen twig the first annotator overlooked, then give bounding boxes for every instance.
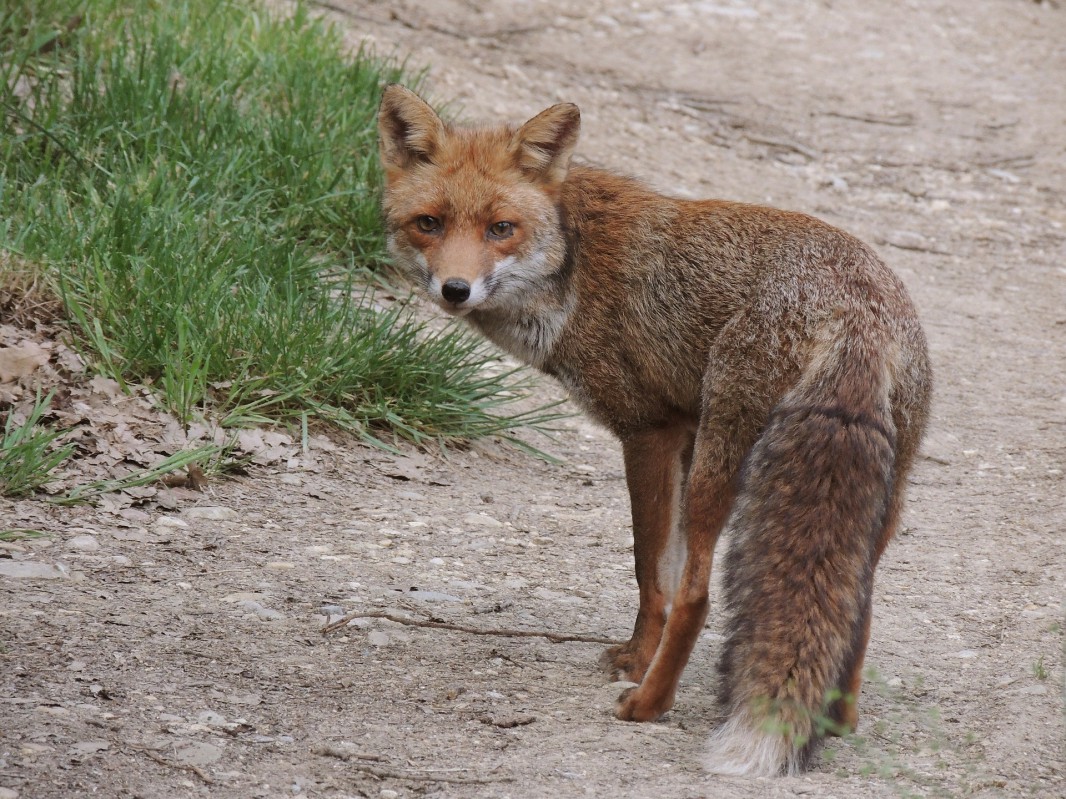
[312,743,384,762]
[354,765,513,785]
[824,111,915,127]
[129,745,214,785]
[742,134,818,161]
[321,611,622,645]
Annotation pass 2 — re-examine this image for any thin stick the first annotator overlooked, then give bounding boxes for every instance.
[742,134,818,160]
[130,745,214,785]
[354,765,513,785]
[321,611,622,645]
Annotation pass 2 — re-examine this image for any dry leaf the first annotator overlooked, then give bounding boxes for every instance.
[0,341,50,382]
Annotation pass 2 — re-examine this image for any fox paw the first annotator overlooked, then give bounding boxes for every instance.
[601,642,650,683]
[614,685,672,722]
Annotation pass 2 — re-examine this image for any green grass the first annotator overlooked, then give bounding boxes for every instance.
[0,391,75,497]
[0,0,561,454]
[1032,656,1048,681]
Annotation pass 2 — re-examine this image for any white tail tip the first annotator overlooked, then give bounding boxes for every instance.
[704,711,801,778]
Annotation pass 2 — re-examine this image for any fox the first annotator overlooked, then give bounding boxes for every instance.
[377,84,932,778]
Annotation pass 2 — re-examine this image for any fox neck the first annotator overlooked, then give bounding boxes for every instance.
[466,253,575,371]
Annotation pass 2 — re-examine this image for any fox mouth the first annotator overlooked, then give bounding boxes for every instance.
[440,302,475,317]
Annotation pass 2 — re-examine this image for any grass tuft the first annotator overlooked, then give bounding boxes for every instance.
[0,0,562,452]
[0,390,75,497]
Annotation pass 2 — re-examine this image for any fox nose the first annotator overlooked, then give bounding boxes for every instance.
[441,278,471,304]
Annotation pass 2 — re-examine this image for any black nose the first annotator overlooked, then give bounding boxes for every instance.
[441,279,471,303]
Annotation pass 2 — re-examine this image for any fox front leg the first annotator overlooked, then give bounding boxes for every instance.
[602,424,694,683]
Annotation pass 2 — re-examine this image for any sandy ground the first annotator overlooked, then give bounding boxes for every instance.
[2,1,1064,797]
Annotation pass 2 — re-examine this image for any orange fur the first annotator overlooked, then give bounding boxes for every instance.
[378,85,932,777]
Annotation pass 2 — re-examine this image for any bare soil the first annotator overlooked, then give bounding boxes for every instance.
[2,1,1064,797]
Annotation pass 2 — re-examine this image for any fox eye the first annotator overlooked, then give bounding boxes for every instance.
[415,215,441,233]
[488,221,515,239]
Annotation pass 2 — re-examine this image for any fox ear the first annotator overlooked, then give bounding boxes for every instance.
[378,84,446,168]
[512,103,581,186]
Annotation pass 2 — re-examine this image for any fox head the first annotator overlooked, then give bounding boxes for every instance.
[377,85,580,318]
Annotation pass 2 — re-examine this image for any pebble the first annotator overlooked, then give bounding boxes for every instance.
[154,516,189,529]
[196,710,227,726]
[462,512,504,528]
[70,740,110,756]
[170,740,222,766]
[0,561,66,580]
[67,534,100,552]
[185,506,238,521]
[407,590,463,603]
[237,600,285,621]
[1015,685,1048,695]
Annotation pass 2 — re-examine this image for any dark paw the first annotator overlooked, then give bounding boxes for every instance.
[614,685,670,722]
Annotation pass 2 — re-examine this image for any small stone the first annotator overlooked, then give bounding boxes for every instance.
[1016,684,1048,695]
[881,230,928,250]
[154,516,189,529]
[170,740,222,766]
[462,512,504,528]
[67,534,100,552]
[70,740,110,756]
[367,630,390,647]
[185,506,238,522]
[0,561,66,580]
[407,590,463,603]
[236,600,285,621]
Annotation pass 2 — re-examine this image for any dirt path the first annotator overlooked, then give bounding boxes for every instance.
[2,1,1063,797]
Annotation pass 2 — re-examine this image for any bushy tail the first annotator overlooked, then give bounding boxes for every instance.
[705,391,896,778]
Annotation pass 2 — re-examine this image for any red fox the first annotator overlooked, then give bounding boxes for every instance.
[378,85,932,777]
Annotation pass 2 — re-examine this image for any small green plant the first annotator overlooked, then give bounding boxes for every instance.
[0,528,47,542]
[1032,656,1048,681]
[0,391,74,497]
